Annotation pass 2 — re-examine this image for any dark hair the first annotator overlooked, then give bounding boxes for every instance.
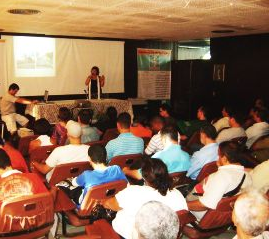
[78,109,93,125]
[223,105,232,116]
[199,106,210,120]
[160,103,172,116]
[160,126,178,142]
[200,125,217,140]
[0,137,4,146]
[219,141,242,164]
[33,118,52,136]
[91,66,100,75]
[133,114,149,127]
[142,158,173,196]
[88,145,107,165]
[58,107,71,122]
[0,149,12,169]
[106,106,117,121]
[117,112,131,129]
[256,109,269,122]
[229,112,245,126]
[8,83,19,91]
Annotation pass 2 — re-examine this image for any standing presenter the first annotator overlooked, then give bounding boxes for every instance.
[85,66,105,99]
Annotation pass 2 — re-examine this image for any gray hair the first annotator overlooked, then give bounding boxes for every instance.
[234,190,269,237]
[134,201,179,239]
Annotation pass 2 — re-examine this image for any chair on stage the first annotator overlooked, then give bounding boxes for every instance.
[0,192,54,239]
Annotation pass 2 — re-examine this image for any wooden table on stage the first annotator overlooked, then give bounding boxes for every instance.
[26,99,133,124]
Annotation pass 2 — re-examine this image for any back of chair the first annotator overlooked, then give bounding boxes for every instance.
[109,154,143,169]
[18,135,39,157]
[87,140,105,147]
[102,128,119,144]
[0,192,54,238]
[196,161,218,182]
[170,171,191,187]
[49,161,92,186]
[198,195,238,230]
[80,180,127,215]
[29,145,59,163]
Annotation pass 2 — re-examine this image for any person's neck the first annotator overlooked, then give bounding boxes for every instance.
[236,226,255,239]
[204,138,215,145]
[69,137,81,145]
[92,163,107,170]
[231,123,241,128]
[119,128,130,134]
[164,140,177,148]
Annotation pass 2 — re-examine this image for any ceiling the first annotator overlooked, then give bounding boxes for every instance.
[0,0,269,41]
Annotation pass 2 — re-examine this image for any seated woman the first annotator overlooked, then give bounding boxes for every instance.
[29,118,53,153]
[106,158,188,239]
[51,107,71,145]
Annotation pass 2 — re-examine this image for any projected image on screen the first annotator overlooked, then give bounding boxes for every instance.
[14,36,55,77]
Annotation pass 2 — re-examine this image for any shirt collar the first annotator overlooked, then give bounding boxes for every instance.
[1,169,22,178]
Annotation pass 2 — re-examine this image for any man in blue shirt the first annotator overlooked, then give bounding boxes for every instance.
[105,112,144,163]
[186,125,218,180]
[152,126,190,173]
[72,144,127,207]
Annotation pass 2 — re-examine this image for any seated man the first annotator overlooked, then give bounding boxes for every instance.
[249,159,269,191]
[216,112,246,143]
[213,105,231,132]
[186,125,218,180]
[187,141,252,221]
[105,112,144,163]
[232,190,269,239]
[133,201,180,239]
[246,109,269,148]
[78,109,100,144]
[62,145,127,208]
[0,149,48,204]
[32,120,89,182]
[159,103,177,129]
[0,83,37,135]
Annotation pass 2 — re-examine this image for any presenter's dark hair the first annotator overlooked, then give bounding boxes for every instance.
[58,107,71,123]
[91,66,100,75]
[142,158,172,196]
[0,149,12,169]
[9,83,19,91]
[88,145,107,165]
[117,112,131,129]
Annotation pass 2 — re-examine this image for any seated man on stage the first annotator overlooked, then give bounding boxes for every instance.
[1,83,38,135]
[105,112,144,163]
[32,120,89,182]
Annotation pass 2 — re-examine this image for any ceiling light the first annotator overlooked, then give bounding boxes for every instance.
[211,30,235,33]
[7,9,41,15]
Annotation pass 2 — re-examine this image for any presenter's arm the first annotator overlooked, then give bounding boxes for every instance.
[85,75,92,86]
[99,75,105,87]
[16,98,38,105]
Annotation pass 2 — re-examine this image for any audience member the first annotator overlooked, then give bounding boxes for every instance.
[62,145,127,209]
[29,118,53,152]
[246,109,269,148]
[78,109,100,144]
[51,107,71,145]
[32,120,89,182]
[95,106,117,134]
[187,141,252,221]
[145,116,165,155]
[249,159,269,191]
[0,149,48,204]
[254,98,267,111]
[187,125,218,180]
[232,190,269,239]
[159,103,177,128]
[216,112,246,143]
[108,158,187,239]
[106,112,144,163]
[0,83,37,134]
[152,126,190,173]
[0,137,28,173]
[130,114,152,138]
[213,105,231,132]
[132,201,180,239]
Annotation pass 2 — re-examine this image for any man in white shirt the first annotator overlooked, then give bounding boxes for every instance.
[213,106,231,132]
[187,141,252,221]
[246,109,269,148]
[232,190,269,239]
[216,112,246,143]
[32,120,89,182]
[1,83,37,134]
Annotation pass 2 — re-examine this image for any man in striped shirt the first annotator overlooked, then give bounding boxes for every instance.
[106,112,144,163]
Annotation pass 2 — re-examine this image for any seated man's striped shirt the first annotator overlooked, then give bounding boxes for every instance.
[106,132,144,163]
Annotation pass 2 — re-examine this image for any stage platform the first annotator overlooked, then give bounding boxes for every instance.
[26,99,133,124]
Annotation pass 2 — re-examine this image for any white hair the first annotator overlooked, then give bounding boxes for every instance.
[234,190,269,237]
[134,201,179,239]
